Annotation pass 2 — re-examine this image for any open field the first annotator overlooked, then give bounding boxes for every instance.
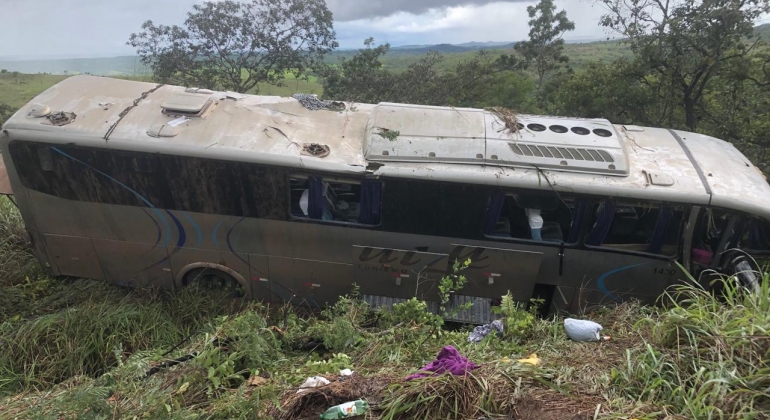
[0,73,69,108]
[0,195,768,419]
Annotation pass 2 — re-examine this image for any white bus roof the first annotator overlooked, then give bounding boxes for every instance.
[4,75,770,219]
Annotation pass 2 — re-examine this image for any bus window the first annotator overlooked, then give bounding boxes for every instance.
[586,201,685,256]
[290,176,382,225]
[484,192,586,243]
[740,217,770,253]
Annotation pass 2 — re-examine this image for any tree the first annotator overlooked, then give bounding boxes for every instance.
[515,0,575,107]
[127,0,337,93]
[598,0,770,131]
[320,38,394,103]
[320,39,517,106]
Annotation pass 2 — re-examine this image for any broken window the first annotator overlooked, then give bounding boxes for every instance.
[290,176,382,225]
[740,217,770,253]
[586,201,685,255]
[484,192,584,243]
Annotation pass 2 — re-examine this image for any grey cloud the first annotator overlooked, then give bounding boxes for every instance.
[326,0,530,21]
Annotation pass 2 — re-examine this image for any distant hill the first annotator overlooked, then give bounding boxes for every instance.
[1,23,765,76]
[756,23,770,41]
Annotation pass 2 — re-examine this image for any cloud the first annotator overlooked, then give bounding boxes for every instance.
[335,1,610,48]
[326,0,530,21]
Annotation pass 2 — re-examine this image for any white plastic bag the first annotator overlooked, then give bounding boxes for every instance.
[297,375,330,393]
[564,318,603,342]
[339,369,354,376]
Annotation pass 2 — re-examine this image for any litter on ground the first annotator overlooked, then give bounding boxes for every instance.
[406,345,480,380]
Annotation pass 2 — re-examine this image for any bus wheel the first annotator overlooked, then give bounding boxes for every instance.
[725,253,761,294]
[183,267,246,298]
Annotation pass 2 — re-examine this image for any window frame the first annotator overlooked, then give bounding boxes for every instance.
[583,199,688,259]
[481,190,588,247]
[287,173,384,228]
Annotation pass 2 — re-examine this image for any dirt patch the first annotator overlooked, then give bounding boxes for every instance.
[513,389,603,420]
[271,373,394,420]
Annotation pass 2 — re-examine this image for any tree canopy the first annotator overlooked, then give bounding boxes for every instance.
[127,0,337,93]
[320,39,518,106]
[514,0,575,107]
[598,0,770,130]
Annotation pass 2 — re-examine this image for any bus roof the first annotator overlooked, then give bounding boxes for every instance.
[4,75,770,219]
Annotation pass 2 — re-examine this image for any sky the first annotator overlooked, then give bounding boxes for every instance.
[1,0,768,59]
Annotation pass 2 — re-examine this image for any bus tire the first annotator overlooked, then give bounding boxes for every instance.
[183,267,246,299]
[724,253,761,294]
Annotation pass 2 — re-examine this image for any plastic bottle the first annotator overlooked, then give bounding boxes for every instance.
[319,399,368,419]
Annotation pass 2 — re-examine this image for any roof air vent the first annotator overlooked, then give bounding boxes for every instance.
[550,125,568,133]
[527,123,546,132]
[593,128,613,137]
[571,127,590,135]
[161,93,213,117]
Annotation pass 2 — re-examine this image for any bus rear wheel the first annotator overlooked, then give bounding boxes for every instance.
[725,254,761,294]
[183,267,246,299]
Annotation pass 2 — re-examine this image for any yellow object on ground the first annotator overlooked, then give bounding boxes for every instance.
[517,353,541,366]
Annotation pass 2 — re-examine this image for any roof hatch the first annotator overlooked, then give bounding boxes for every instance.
[160,93,213,117]
[364,103,629,176]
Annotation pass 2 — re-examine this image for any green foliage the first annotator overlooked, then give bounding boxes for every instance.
[610,272,770,418]
[386,297,444,330]
[376,127,400,141]
[302,352,352,376]
[598,0,770,131]
[515,0,575,106]
[438,259,472,319]
[320,38,517,106]
[492,292,538,340]
[127,0,337,93]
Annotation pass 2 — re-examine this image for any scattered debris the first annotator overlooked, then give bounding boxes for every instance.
[563,318,604,342]
[45,111,76,126]
[339,369,353,377]
[273,374,391,420]
[247,375,267,386]
[406,345,479,380]
[319,399,368,419]
[467,319,504,343]
[517,353,541,366]
[292,93,346,111]
[486,106,523,136]
[376,127,400,141]
[297,375,331,394]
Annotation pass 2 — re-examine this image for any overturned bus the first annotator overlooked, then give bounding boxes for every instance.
[2,75,770,322]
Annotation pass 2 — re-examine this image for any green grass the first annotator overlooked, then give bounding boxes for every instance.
[0,73,69,108]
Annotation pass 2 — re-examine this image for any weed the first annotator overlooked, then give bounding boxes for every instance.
[376,127,400,141]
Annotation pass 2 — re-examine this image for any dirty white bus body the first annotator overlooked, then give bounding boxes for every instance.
[2,75,770,322]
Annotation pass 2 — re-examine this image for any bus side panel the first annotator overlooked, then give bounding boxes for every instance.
[563,249,678,308]
[92,238,174,290]
[267,256,352,307]
[43,234,105,280]
[26,190,86,237]
[352,245,449,301]
[245,253,271,301]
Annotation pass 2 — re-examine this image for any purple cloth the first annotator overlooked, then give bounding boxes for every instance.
[406,346,480,380]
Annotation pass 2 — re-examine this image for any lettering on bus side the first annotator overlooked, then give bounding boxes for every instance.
[356,245,491,275]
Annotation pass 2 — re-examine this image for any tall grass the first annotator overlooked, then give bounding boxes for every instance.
[612,273,770,419]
